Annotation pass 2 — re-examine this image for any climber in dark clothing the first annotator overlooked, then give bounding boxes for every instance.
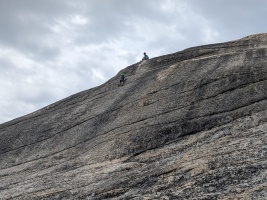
[119,73,126,86]
[142,52,149,61]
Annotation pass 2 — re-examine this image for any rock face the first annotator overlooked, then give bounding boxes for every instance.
[1,34,267,200]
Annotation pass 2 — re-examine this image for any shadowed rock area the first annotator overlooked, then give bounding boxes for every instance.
[1,33,267,199]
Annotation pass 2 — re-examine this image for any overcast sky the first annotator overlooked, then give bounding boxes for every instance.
[1,0,267,124]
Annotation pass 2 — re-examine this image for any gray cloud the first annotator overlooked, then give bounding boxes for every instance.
[1,0,267,123]
[186,0,267,40]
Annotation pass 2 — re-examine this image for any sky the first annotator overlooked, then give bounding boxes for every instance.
[1,0,267,124]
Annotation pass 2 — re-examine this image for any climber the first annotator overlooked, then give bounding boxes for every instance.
[119,73,126,86]
[142,52,149,61]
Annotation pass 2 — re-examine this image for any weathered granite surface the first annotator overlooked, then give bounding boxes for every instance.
[1,33,267,199]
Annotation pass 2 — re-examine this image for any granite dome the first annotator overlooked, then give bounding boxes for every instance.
[1,34,267,199]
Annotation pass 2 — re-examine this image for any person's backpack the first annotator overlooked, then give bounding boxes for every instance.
[120,74,125,80]
[145,55,149,59]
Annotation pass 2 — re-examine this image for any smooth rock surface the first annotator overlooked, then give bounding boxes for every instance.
[1,33,267,199]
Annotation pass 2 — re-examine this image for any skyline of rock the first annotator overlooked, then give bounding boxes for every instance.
[1,33,267,199]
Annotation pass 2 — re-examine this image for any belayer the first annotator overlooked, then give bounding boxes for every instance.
[142,52,149,61]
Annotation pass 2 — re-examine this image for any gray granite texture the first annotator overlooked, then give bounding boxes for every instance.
[0,33,267,199]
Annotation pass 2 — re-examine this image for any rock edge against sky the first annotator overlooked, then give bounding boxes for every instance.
[0,33,267,199]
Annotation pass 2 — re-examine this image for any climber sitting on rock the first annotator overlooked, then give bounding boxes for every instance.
[142,52,149,61]
[119,73,126,86]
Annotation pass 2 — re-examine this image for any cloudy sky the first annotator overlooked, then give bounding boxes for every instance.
[1,0,267,124]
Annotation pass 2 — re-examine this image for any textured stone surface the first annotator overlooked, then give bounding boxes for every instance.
[0,33,267,199]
